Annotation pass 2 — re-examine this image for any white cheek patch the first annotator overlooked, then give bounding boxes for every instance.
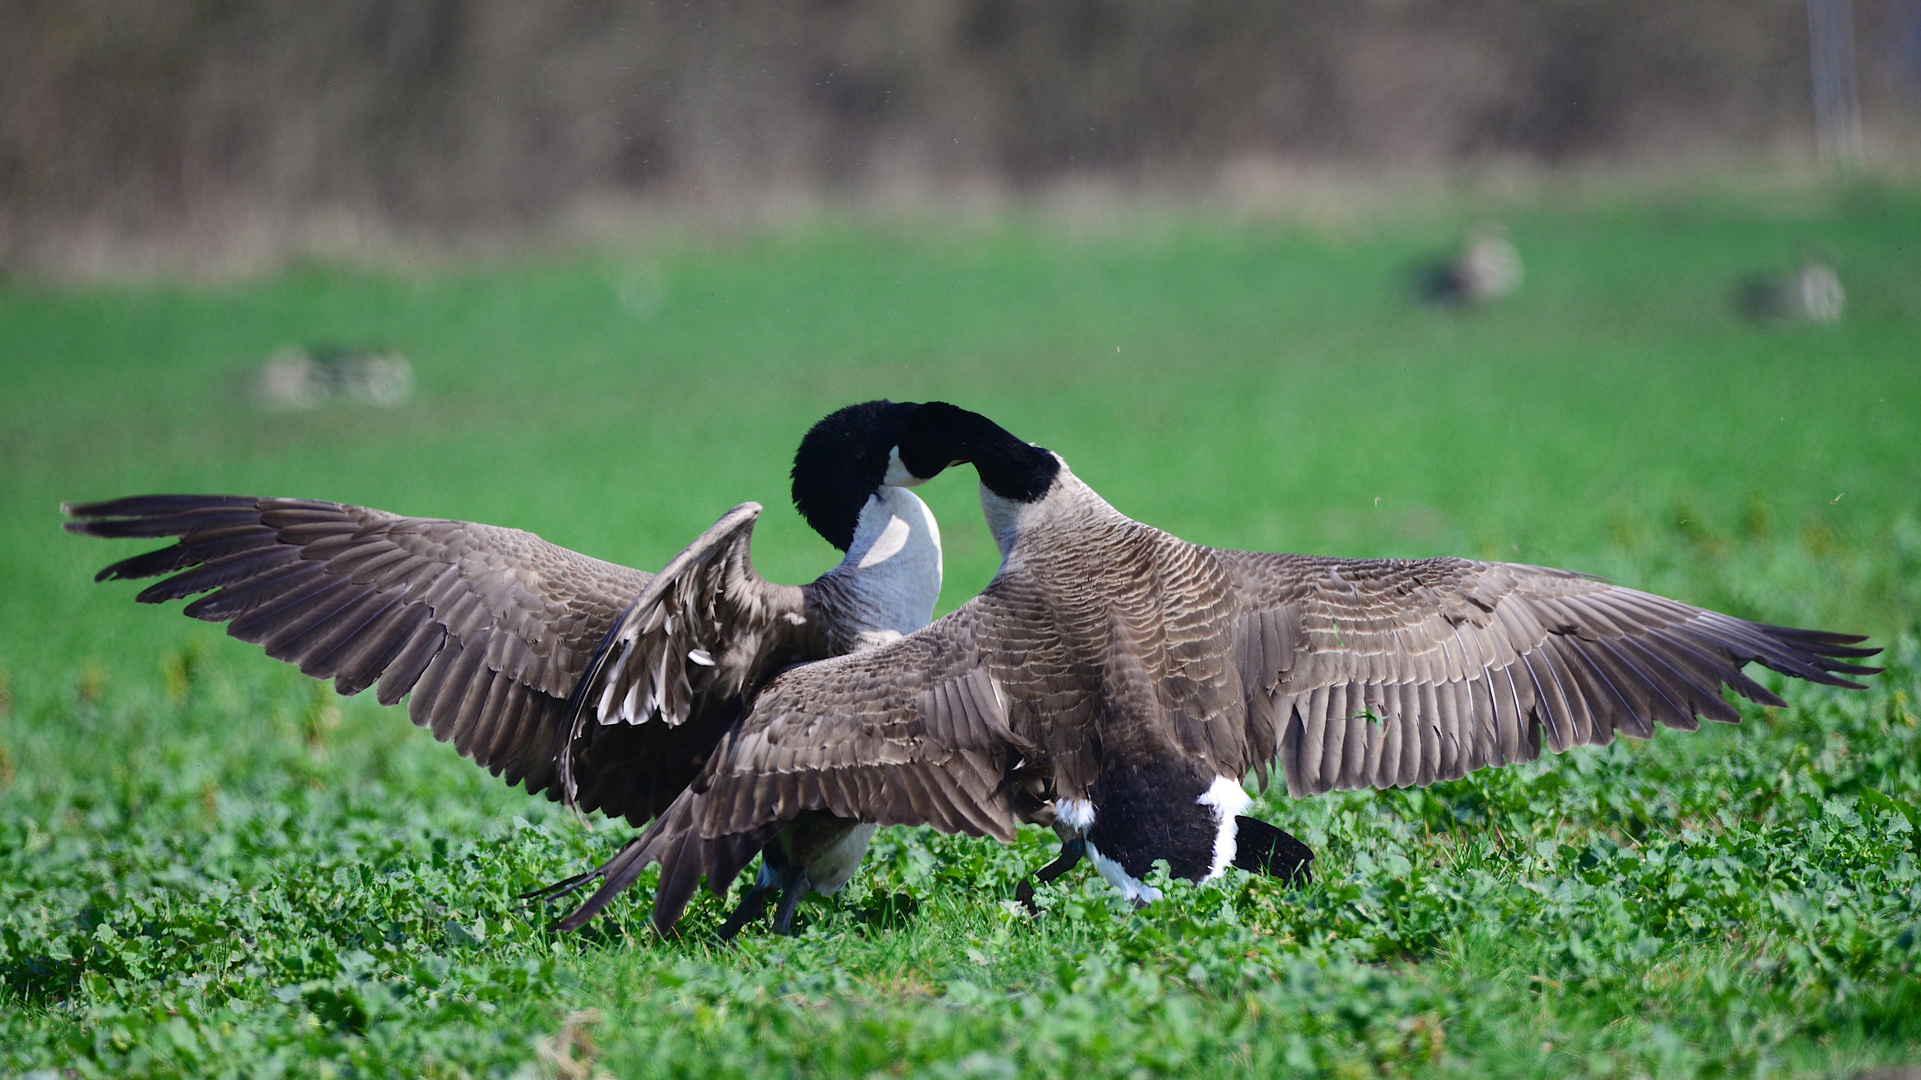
[857,514,913,569]
[883,446,925,487]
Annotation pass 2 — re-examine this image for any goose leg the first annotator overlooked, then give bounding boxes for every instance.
[770,873,813,936]
[718,835,820,940]
[717,875,776,941]
[1015,836,1085,913]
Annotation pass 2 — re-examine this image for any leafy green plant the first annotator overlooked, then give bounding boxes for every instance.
[5,188,1921,1076]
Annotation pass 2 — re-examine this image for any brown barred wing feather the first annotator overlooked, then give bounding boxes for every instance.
[558,502,812,820]
[66,494,649,801]
[1210,550,1879,798]
[65,495,816,827]
[556,604,1034,932]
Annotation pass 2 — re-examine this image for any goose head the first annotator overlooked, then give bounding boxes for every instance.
[882,402,1060,504]
[791,399,926,552]
[882,402,1067,558]
[792,400,944,637]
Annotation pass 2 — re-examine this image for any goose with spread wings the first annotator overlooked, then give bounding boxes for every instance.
[65,400,947,936]
[563,401,1880,933]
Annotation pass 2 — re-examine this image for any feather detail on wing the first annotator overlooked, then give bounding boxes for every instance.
[1211,550,1881,798]
[64,495,650,803]
[555,604,1036,932]
[65,495,815,826]
[558,502,810,814]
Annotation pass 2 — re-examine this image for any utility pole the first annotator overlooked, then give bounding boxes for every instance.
[1807,0,1864,167]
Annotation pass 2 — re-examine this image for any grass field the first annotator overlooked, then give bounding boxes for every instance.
[4,181,1921,1078]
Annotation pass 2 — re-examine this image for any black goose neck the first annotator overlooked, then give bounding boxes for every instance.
[900,403,1059,503]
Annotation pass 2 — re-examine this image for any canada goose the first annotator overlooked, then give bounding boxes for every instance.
[1414,223,1523,307]
[1737,262,1845,323]
[64,399,944,936]
[252,346,415,411]
[560,401,1879,933]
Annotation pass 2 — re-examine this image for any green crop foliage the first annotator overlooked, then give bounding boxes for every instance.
[4,184,1920,1077]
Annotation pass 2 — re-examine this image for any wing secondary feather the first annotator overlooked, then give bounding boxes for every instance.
[1212,550,1880,797]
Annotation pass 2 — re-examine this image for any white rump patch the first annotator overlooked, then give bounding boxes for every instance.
[1086,842,1162,904]
[857,514,913,569]
[1055,798,1096,833]
[1196,775,1250,880]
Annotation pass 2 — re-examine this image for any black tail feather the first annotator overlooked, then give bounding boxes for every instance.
[518,866,606,906]
[554,838,652,931]
[1232,817,1313,885]
[548,793,782,934]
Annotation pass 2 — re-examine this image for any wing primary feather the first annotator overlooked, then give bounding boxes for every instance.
[1496,664,1530,764]
[1611,637,1711,726]
[181,561,332,622]
[98,530,280,582]
[1318,685,1348,793]
[1418,682,1447,787]
[1279,707,1309,798]
[1537,639,1597,746]
[553,837,652,932]
[1339,686,1374,790]
[67,506,264,540]
[329,597,428,696]
[1395,682,1423,786]
[421,637,488,740]
[226,576,353,645]
[457,669,514,757]
[1517,652,1569,753]
[137,547,302,602]
[1578,638,1659,738]
[64,494,263,522]
[292,589,409,681]
[377,622,449,707]
[481,681,532,767]
[1597,638,1694,731]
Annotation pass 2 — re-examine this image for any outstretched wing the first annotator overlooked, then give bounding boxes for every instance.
[557,602,1035,931]
[559,503,812,821]
[65,495,809,823]
[1211,550,1880,797]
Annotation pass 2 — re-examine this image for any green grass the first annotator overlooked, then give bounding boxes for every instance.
[4,182,1921,1078]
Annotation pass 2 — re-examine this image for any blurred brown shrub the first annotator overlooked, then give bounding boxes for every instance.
[1,0,1917,273]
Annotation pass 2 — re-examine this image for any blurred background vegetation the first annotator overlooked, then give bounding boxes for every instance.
[3,0,1921,275]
